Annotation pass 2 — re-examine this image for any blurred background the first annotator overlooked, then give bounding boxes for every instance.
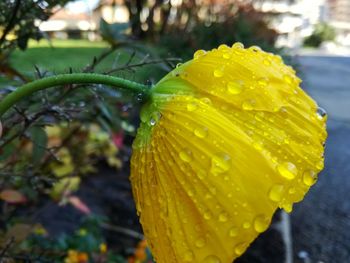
[0,0,349,262]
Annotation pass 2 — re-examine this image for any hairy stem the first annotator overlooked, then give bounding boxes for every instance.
[0,73,150,117]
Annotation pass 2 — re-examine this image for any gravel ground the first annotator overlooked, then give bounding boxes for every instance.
[289,55,350,263]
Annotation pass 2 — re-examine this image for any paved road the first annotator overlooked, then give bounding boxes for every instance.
[291,56,350,263]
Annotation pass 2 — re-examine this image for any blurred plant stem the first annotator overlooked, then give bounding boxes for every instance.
[0,73,150,118]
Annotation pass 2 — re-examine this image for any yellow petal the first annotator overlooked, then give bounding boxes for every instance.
[130,44,327,263]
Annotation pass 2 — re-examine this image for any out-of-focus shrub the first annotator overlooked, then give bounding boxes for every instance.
[113,0,278,59]
[303,23,336,48]
[158,3,278,59]
[0,0,73,67]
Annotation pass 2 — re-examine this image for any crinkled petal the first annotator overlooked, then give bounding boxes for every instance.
[130,44,327,263]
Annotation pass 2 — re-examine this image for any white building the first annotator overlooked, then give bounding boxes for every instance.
[254,0,327,48]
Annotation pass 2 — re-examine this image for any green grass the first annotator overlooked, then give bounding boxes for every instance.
[9,39,168,82]
[11,39,121,74]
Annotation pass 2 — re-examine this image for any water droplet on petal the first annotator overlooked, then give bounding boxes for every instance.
[204,211,212,220]
[195,238,206,248]
[316,160,324,171]
[257,77,268,87]
[242,100,255,110]
[176,63,183,68]
[194,126,208,138]
[282,202,293,213]
[253,215,270,233]
[263,59,271,66]
[268,184,285,202]
[184,250,194,262]
[218,44,229,51]
[223,52,231,59]
[211,153,231,176]
[213,68,224,78]
[277,162,298,180]
[229,227,239,237]
[218,212,229,222]
[202,255,221,263]
[150,118,156,126]
[200,97,212,105]
[197,169,207,180]
[194,49,206,59]
[234,242,248,255]
[283,74,293,84]
[242,221,251,229]
[232,42,244,49]
[187,102,198,112]
[303,170,317,186]
[227,81,243,94]
[179,149,193,162]
[249,45,261,52]
[316,107,327,121]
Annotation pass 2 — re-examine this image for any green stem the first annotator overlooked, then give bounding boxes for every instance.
[0,73,150,117]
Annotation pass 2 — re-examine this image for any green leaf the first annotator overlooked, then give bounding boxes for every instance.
[29,126,48,164]
[0,140,17,161]
[99,18,130,45]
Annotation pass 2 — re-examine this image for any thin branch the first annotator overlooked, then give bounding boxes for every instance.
[101,222,144,240]
[0,237,15,260]
[105,57,181,75]
[83,46,118,73]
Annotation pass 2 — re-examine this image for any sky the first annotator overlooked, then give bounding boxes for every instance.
[66,0,100,12]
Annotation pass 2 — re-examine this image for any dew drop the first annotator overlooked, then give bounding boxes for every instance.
[227,81,243,94]
[149,118,156,126]
[253,215,270,233]
[213,68,224,78]
[303,170,317,186]
[184,250,194,262]
[229,227,239,237]
[194,49,206,59]
[268,184,284,202]
[187,102,198,112]
[194,126,208,138]
[277,162,298,180]
[218,44,229,51]
[283,74,293,84]
[202,255,221,263]
[200,97,212,105]
[204,211,212,220]
[223,53,231,59]
[218,212,229,222]
[195,238,206,248]
[316,107,327,121]
[257,78,268,87]
[242,221,251,229]
[263,59,271,66]
[242,100,254,110]
[282,202,293,213]
[234,242,248,255]
[197,169,207,180]
[284,137,290,144]
[176,63,183,68]
[179,149,193,162]
[249,45,261,52]
[232,42,244,49]
[210,153,231,176]
[316,160,324,171]
[288,187,296,194]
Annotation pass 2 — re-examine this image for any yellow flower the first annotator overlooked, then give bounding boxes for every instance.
[100,243,108,254]
[130,44,327,263]
[64,250,89,263]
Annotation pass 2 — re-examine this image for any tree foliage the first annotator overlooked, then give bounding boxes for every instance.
[0,0,73,63]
